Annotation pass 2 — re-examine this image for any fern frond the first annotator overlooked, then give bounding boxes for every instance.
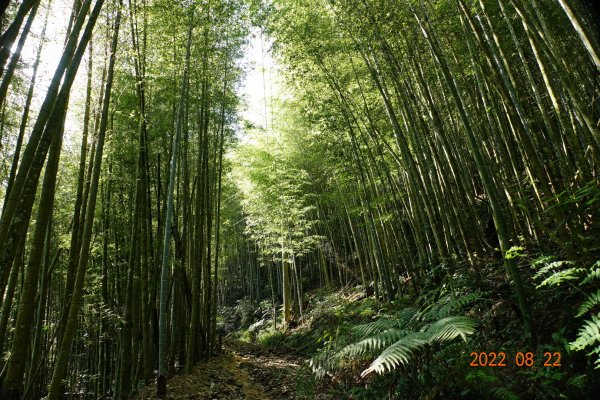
[583,269,600,284]
[582,262,600,284]
[491,386,520,400]
[353,307,418,337]
[352,318,400,338]
[436,293,482,318]
[354,319,395,336]
[531,255,555,267]
[361,332,427,376]
[570,313,600,351]
[309,349,339,377]
[567,374,587,389]
[337,329,411,359]
[533,260,573,280]
[465,369,498,384]
[533,265,553,281]
[577,289,600,317]
[397,306,420,326]
[425,316,478,343]
[415,303,436,322]
[536,267,585,288]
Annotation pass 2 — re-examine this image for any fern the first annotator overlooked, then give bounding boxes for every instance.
[337,328,412,359]
[397,306,420,326]
[425,316,478,343]
[490,386,520,400]
[533,260,573,281]
[361,316,478,376]
[568,263,600,369]
[465,369,497,384]
[309,348,339,378]
[310,293,480,378]
[577,289,600,317]
[352,307,418,337]
[570,313,600,352]
[533,259,586,288]
[531,255,555,267]
[538,267,586,287]
[567,374,587,389]
[582,261,600,284]
[433,292,482,319]
[536,259,600,368]
[361,332,428,375]
[352,318,402,338]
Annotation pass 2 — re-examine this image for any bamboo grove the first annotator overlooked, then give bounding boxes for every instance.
[0,0,599,398]
[220,0,599,371]
[0,0,248,398]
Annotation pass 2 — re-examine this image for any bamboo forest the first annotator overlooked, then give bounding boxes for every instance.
[0,0,599,398]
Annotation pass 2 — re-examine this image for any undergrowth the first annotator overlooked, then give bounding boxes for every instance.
[222,254,600,399]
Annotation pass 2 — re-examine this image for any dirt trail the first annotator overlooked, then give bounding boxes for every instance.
[135,339,303,399]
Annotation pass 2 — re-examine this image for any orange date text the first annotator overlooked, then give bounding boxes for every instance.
[469,351,561,367]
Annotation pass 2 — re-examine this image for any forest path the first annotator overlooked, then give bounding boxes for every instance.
[136,339,302,399]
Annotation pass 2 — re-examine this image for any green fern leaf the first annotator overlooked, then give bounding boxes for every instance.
[536,267,585,288]
[582,262,600,284]
[309,349,338,376]
[361,332,427,376]
[570,313,600,351]
[425,316,478,342]
[465,369,498,384]
[352,318,401,338]
[577,289,600,317]
[491,386,520,400]
[353,307,418,337]
[397,306,420,326]
[337,328,412,359]
[533,260,573,280]
[531,255,555,267]
[567,374,587,389]
[436,293,482,318]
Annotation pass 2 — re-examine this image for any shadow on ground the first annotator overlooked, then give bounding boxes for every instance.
[135,339,302,399]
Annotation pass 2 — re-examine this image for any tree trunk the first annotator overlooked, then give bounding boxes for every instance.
[158,13,193,397]
[47,3,119,397]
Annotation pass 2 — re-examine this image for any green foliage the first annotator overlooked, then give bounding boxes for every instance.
[295,363,318,399]
[465,369,497,384]
[490,387,520,400]
[504,246,525,260]
[240,330,254,343]
[582,262,600,284]
[534,258,600,369]
[352,307,418,337]
[257,327,286,347]
[360,332,427,375]
[423,292,484,320]
[567,374,587,389]
[363,316,478,375]
[570,314,600,368]
[425,316,478,343]
[309,293,480,378]
[533,260,585,288]
[230,108,323,262]
[577,289,600,317]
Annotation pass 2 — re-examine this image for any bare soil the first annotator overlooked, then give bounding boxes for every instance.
[135,339,303,399]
